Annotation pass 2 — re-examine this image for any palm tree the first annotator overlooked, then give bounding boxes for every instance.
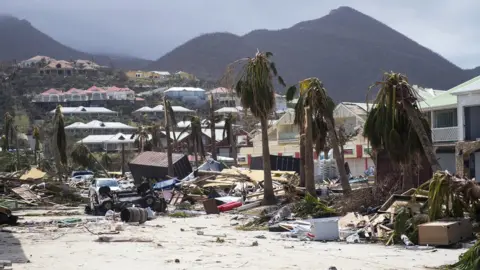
[131,126,150,153]
[164,99,175,176]
[180,115,205,168]
[223,113,237,165]
[286,78,351,194]
[364,72,440,189]
[53,105,67,180]
[33,126,40,164]
[229,51,286,205]
[3,112,13,152]
[208,94,217,159]
[146,124,164,151]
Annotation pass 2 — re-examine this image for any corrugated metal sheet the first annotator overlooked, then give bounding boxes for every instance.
[129,152,185,167]
[128,152,192,184]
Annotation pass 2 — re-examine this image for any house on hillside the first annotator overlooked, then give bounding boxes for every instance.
[175,71,197,81]
[65,120,136,136]
[133,105,193,122]
[164,87,207,108]
[208,87,239,107]
[32,86,136,110]
[420,76,480,178]
[125,70,170,80]
[18,55,55,68]
[49,106,118,117]
[37,59,102,76]
[77,133,151,152]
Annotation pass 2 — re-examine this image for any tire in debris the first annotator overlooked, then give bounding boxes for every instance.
[102,200,113,211]
[142,195,155,208]
[120,207,148,224]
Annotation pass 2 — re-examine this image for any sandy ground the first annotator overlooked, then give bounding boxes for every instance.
[0,208,466,270]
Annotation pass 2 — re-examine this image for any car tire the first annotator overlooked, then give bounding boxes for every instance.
[102,200,113,211]
[143,195,155,208]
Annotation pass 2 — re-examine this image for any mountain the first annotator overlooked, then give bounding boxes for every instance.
[0,16,152,70]
[148,6,476,102]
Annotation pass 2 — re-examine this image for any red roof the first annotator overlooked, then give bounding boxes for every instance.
[66,88,85,94]
[135,97,145,101]
[106,86,121,92]
[86,86,105,92]
[41,88,63,95]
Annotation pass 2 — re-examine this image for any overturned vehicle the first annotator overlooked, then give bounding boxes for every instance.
[86,178,167,215]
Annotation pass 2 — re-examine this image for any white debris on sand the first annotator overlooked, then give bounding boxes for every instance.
[0,209,465,270]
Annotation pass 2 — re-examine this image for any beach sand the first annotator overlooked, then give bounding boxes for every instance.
[0,208,465,270]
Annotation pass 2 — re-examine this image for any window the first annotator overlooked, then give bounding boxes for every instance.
[136,73,141,78]
[343,149,354,155]
[434,109,457,128]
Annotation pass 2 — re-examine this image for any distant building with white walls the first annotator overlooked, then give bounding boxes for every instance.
[49,106,118,117]
[65,120,136,136]
[164,87,206,108]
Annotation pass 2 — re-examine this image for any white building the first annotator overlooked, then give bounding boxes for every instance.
[65,120,136,135]
[77,133,151,152]
[420,75,480,179]
[164,87,206,108]
[49,106,118,117]
[208,87,239,107]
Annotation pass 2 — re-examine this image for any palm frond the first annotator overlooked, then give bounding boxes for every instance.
[285,85,297,102]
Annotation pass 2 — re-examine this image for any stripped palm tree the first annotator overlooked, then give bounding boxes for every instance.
[146,123,164,151]
[286,78,351,194]
[180,115,205,168]
[223,113,237,165]
[228,50,286,205]
[33,126,41,164]
[53,105,67,180]
[164,99,177,176]
[364,72,440,189]
[3,112,13,152]
[208,94,218,159]
[131,126,150,153]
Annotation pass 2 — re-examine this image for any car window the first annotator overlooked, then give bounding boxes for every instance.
[97,179,119,187]
[91,180,96,186]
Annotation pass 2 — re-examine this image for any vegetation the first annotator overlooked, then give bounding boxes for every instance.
[208,94,217,160]
[33,126,41,164]
[293,193,338,219]
[164,99,175,176]
[364,72,440,190]
[230,51,286,205]
[2,112,14,151]
[180,115,205,168]
[52,105,67,180]
[131,126,150,153]
[286,78,351,194]
[223,113,237,165]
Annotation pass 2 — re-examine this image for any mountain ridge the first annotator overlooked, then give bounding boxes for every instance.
[0,16,152,70]
[147,6,477,101]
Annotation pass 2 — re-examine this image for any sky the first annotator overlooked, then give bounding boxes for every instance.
[1,0,480,68]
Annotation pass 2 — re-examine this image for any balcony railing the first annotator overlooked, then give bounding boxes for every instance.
[432,126,458,143]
